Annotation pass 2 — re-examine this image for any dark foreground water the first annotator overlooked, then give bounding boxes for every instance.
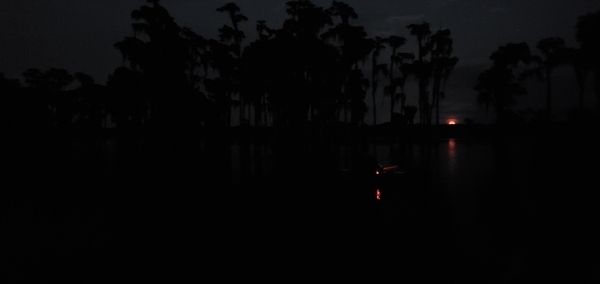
[4,126,600,282]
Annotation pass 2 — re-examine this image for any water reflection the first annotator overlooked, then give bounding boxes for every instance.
[21,127,597,282]
[448,138,457,175]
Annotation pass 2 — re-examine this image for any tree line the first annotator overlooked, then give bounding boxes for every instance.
[2,0,599,138]
[475,11,600,124]
[2,0,457,135]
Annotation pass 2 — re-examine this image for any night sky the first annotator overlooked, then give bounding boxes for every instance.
[1,0,599,123]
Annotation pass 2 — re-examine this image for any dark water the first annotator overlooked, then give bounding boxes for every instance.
[4,130,600,282]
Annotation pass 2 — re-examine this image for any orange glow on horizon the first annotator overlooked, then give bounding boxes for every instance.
[448,120,457,125]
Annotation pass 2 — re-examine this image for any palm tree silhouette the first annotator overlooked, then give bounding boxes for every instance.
[474,42,532,124]
[262,0,336,130]
[520,37,568,118]
[240,32,271,128]
[383,35,408,122]
[216,3,248,126]
[114,0,191,130]
[216,3,248,58]
[575,10,600,114]
[181,27,208,91]
[565,47,590,109]
[203,39,233,127]
[322,1,370,125]
[113,37,146,71]
[328,1,358,25]
[407,22,432,124]
[368,36,388,125]
[393,52,415,122]
[430,29,458,125]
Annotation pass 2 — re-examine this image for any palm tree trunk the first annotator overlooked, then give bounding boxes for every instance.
[372,61,377,125]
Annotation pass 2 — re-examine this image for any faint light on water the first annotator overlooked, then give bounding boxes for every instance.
[448,139,456,158]
[376,189,381,200]
[448,138,457,175]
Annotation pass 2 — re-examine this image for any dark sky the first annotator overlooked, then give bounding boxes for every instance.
[1,0,599,124]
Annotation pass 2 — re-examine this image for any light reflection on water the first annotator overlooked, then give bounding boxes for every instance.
[225,138,500,192]
[92,135,594,282]
[448,139,457,176]
[368,138,497,181]
[98,138,499,190]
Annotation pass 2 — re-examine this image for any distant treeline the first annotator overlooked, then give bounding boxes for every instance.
[2,0,599,138]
